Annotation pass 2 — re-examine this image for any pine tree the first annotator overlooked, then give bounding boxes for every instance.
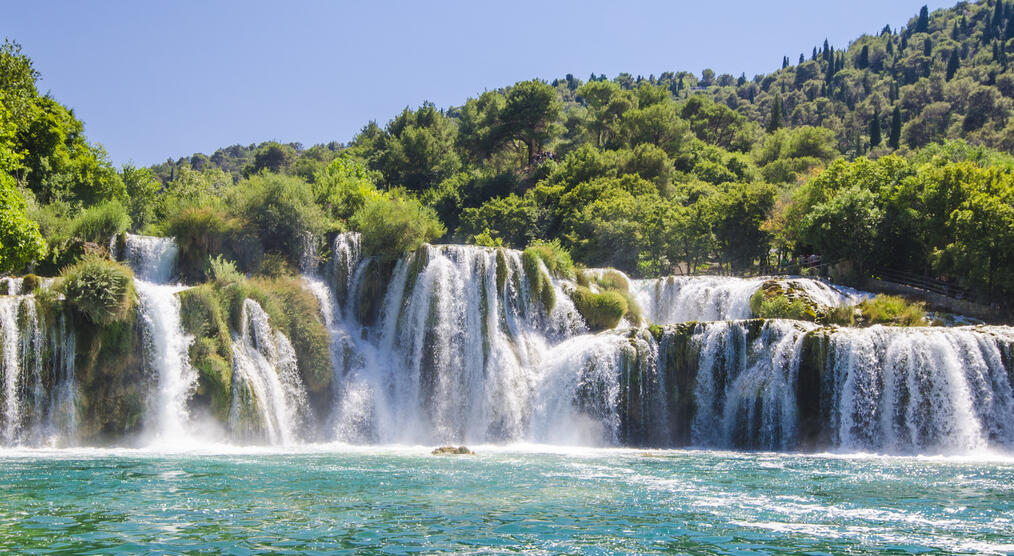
[889,106,902,149]
[916,5,930,33]
[869,110,882,147]
[767,95,784,132]
[946,50,960,80]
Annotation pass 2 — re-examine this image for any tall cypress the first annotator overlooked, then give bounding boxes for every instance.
[858,45,870,69]
[946,50,960,80]
[924,38,933,56]
[812,47,818,61]
[799,53,805,64]
[870,111,882,147]
[767,95,784,132]
[995,0,1005,31]
[916,5,930,33]
[889,106,902,149]
[783,56,790,69]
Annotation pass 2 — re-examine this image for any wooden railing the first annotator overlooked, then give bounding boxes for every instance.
[871,269,976,301]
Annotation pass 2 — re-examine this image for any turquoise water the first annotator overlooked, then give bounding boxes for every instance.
[1,446,1012,554]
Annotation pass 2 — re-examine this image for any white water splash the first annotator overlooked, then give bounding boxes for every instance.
[124,234,197,445]
[230,299,309,445]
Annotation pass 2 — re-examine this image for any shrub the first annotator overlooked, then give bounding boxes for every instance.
[69,200,131,244]
[523,239,576,280]
[570,286,628,331]
[232,173,332,265]
[209,255,243,285]
[257,252,295,278]
[751,292,810,320]
[595,269,629,293]
[179,285,233,420]
[351,193,445,262]
[21,274,41,293]
[167,206,243,282]
[857,295,926,326]
[522,248,556,311]
[60,255,135,325]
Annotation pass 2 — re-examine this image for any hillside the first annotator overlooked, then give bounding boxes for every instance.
[2,0,1013,310]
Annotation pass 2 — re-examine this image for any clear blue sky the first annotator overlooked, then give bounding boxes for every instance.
[5,0,957,167]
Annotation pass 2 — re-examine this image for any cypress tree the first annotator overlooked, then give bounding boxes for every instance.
[823,39,831,62]
[870,111,882,147]
[767,95,784,132]
[858,45,870,69]
[901,34,908,52]
[952,21,960,40]
[924,38,933,56]
[916,5,930,33]
[946,50,960,80]
[783,56,790,69]
[889,106,902,149]
[799,53,805,64]
[1006,13,1014,40]
[995,0,1005,31]
[812,47,818,61]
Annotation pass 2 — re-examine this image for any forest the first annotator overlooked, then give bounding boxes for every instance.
[2,0,1014,310]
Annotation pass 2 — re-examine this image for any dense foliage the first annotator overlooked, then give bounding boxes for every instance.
[3,1,1014,312]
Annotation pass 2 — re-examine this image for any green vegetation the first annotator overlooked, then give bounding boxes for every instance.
[570,286,628,331]
[826,294,928,326]
[3,2,1014,315]
[750,289,811,321]
[522,239,576,280]
[59,255,135,326]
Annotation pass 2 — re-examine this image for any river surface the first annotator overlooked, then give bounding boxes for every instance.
[1,445,1012,554]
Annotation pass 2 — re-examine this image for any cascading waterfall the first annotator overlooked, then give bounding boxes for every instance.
[0,285,77,447]
[229,299,309,444]
[631,275,869,324]
[826,325,1014,454]
[123,233,197,443]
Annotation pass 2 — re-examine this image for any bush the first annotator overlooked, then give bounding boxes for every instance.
[750,290,810,320]
[232,173,332,266]
[854,295,927,326]
[69,200,131,244]
[570,286,628,331]
[209,255,243,285]
[523,239,576,280]
[351,193,445,262]
[167,206,244,282]
[60,255,135,325]
[522,248,556,312]
[178,285,233,420]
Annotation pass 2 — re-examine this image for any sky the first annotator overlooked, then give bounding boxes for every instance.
[5,0,957,167]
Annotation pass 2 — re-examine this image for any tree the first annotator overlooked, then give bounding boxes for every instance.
[946,50,960,81]
[889,106,902,149]
[799,185,883,275]
[869,110,882,147]
[766,94,784,132]
[121,164,161,231]
[499,80,562,166]
[0,173,46,272]
[374,103,460,190]
[916,5,930,33]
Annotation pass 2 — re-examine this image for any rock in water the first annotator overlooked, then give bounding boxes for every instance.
[432,446,474,455]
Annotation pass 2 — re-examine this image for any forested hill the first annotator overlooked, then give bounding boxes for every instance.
[157,0,1014,178]
[2,0,1014,310]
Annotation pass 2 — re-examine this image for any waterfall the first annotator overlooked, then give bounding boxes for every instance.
[230,299,309,444]
[827,325,1014,454]
[123,233,196,443]
[325,243,587,444]
[0,287,77,447]
[631,275,869,324]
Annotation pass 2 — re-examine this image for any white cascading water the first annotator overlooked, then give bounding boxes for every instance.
[686,320,814,450]
[229,299,309,444]
[0,284,77,447]
[631,275,869,324]
[123,233,196,443]
[828,325,1014,454]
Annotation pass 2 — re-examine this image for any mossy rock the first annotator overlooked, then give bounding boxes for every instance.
[495,248,508,295]
[570,286,627,331]
[178,285,234,422]
[432,445,474,455]
[21,274,41,293]
[522,250,557,314]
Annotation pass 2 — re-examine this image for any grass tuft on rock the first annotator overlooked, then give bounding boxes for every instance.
[60,255,136,326]
[570,286,628,331]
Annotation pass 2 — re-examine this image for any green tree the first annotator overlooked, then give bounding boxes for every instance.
[500,80,562,165]
[889,106,902,149]
[0,173,46,272]
[121,164,161,231]
[869,110,882,147]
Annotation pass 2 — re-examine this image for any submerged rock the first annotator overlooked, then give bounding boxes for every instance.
[432,445,474,455]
